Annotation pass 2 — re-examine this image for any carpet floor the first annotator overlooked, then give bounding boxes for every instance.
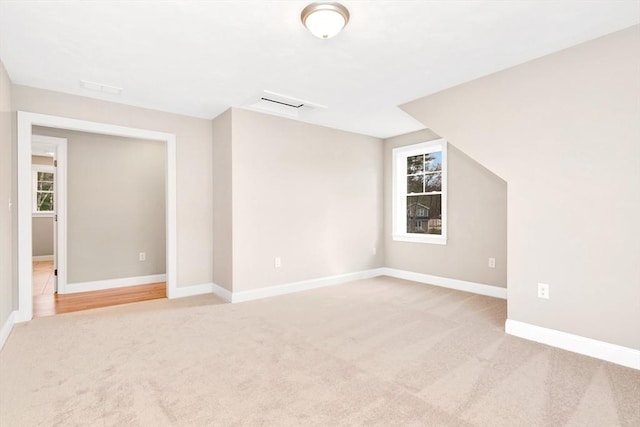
[1,276,638,426]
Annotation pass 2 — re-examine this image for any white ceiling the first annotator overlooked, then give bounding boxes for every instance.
[0,1,638,138]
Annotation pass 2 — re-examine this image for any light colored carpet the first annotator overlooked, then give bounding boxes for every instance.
[1,276,638,426]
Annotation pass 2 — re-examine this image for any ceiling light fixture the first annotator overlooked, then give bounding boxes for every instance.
[301,2,350,39]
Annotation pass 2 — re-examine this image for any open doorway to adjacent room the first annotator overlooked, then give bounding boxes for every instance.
[17,112,177,322]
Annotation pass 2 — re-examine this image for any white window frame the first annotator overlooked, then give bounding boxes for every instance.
[392,139,447,245]
[32,164,55,217]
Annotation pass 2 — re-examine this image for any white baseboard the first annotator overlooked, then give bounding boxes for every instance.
[505,319,640,370]
[231,268,385,303]
[380,268,507,299]
[0,311,17,351]
[168,282,232,302]
[32,255,53,261]
[211,283,233,302]
[63,274,167,294]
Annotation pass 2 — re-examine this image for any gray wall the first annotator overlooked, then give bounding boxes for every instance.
[212,109,233,291]
[384,129,507,287]
[0,59,13,327]
[31,155,54,257]
[12,85,214,288]
[230,109,384,292]
[33,127,165,283]
[401,26,640,349]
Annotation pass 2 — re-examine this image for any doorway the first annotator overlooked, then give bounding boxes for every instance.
[17,111,177,322]
[30,134,66,315]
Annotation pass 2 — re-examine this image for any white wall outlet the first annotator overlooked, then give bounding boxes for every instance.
[139,252,146,261]
[488,257,496,268]
[274,257,281,268]
[538,283,549,299]
[372,246,377,255]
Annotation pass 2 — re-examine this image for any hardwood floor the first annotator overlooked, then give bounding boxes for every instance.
[32,261,166,318]
[32,260,55,296]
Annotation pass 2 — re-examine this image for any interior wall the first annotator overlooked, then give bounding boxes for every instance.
[32,217,53,257]
[0,59,13,327]
[11,84,214,288]
[231,109,384,292]
[212,108,233,291]
[401,25,640,349]
[384,129,507,287]
[33,127,165,283]
[31,155,54,257]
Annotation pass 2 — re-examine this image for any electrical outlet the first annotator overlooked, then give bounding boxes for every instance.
[139,252,146,261]
[538,283,549,299]
[372,247,377,255]
[488,257,496,268]
[274,257,281,268]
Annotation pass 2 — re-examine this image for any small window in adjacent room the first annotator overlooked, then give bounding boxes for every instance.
[32,165,55,214]
[392,139,447,244]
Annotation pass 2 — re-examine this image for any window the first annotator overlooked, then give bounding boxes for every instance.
[32,165,55,215]
[392,139,447,244]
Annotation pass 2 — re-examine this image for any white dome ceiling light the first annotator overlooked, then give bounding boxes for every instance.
[301,2,350,39]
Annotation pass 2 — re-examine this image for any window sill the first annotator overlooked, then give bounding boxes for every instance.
[32,212,54,218]
[393,233,447,245]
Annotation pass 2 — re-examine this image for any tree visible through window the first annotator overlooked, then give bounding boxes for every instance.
[406,151,442,235]
[33,168,54,213]
[392,139,447,244]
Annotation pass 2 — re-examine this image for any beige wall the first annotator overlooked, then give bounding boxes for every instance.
[0,59,13,326]
[384,129,507,287]
[31,155,54,257]
[32,155,53,166]
[231,109,384,292]
[212,109,233,291]
[33,127,165,283]
[401,26,640,349]
[32,217,53,257]
[12,85,213,287]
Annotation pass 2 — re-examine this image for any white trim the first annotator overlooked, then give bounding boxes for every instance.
[168,268,504,304]
[380,267,507,299]
[169,282,233,302]
[63,274,167,294]
[169,282,213,298]
[32,255,54,261]
[54,137,68,294]
[231,269,385,303]
[0,311,17,351]
[211,283,233,302]
[17,111,177,322]
[505,319,640,370]
[392,234,447,245]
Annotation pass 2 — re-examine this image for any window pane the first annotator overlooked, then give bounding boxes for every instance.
[38,172,54,182]
[406,194,442,235]
[407,174,423,194]
[424,172,442,192]
[37,192,54,211]
[38,182,53,191]
[425,151,442,172]
[407,155,424,174]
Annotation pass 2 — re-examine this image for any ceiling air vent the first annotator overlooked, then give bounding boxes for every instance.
[244,90,327,119]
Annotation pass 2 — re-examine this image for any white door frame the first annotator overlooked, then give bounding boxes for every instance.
[16,111,178,322]
[31,134,67,293]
